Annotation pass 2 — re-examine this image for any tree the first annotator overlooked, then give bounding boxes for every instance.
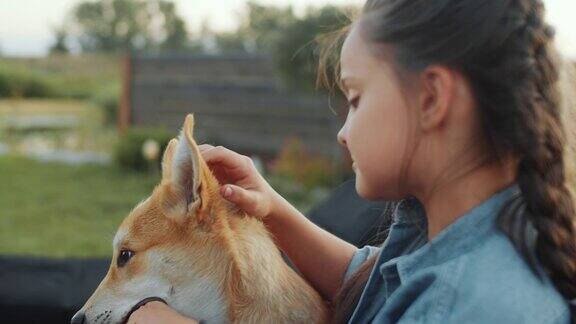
[214,32,250,53]
[158,1,188,51]
[210,2,298,55]
[269,5,353,93]
[69,0,190,53]
[49,26,70,55]
[208,2,353,93]
[240,2,297,53]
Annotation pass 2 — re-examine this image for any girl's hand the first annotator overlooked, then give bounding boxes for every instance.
[127,301,198,324]
[199,144,278,219]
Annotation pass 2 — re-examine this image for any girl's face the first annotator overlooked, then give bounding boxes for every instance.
[338,23,419,200]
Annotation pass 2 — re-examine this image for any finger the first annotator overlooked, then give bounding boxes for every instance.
[202,146,247,170]
[127,309,142,324]
[221,184,261,217]
[211,165,231,185]
[146,301,169,309]
[198,144,214,152]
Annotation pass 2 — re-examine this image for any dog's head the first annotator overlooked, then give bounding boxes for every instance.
[72,115,235,324]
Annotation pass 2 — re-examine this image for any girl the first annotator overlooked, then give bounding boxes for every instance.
[129,0,576,322]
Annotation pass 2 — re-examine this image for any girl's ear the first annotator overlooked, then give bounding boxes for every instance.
[417,65,455,131]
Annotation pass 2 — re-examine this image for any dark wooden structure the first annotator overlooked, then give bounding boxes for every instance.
[119,53,343,160]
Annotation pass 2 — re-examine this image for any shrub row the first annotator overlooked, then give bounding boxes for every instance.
[0,66,59,98]
[113,128,173,172]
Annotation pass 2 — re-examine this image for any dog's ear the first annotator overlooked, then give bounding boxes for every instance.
[161,138,178,180]
[161,114,204,216]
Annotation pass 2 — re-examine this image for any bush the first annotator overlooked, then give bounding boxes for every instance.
[0,66,59,98]
[91,85,120,126]
[267,174,331,212]
[270,138,340,190]
[114,128,173,172]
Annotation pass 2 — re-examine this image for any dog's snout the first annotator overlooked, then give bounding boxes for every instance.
[70,311,86,324]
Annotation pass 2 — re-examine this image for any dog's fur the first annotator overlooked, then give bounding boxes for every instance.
[74,115,328,323]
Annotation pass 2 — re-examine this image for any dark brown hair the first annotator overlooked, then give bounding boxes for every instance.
[318,0,576,322]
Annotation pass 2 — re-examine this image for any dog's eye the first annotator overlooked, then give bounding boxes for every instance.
[117,250,135,268]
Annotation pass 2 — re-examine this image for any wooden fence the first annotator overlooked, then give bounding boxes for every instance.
[119,53,344,160]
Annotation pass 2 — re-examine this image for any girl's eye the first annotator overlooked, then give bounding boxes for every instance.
[117,249,135,268]
[348,96,360,109]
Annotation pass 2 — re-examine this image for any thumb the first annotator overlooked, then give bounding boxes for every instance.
[220,184,262,217]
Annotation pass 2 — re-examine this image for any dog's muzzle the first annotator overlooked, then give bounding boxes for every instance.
[122,297,167,324]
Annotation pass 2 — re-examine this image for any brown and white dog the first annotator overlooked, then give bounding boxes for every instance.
[71,115,328,324]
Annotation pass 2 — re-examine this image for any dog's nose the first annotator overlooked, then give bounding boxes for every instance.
[70,311,86,324]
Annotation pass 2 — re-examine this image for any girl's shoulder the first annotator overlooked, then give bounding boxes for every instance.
[424,230,569,323]
[347,230,570,323]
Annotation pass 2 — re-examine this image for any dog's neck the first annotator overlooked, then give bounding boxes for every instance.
[169,200,327,323]
[220,215,327,323]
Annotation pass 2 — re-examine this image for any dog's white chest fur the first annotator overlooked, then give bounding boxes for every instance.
[169,276,228,324]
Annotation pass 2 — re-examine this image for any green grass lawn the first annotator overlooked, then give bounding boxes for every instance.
[0,154,330,258]
[0,155,158,258]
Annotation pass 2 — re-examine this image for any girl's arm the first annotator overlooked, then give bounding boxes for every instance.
[266,191,357,300]
[200,145,357,300]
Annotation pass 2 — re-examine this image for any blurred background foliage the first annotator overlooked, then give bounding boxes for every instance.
[0,0,355,257]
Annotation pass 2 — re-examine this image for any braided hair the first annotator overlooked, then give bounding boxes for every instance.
[497,0,576,306]
[319,0,576,322]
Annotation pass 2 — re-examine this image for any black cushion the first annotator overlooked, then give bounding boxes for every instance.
[0,256,109,323]
[306,178,394,247]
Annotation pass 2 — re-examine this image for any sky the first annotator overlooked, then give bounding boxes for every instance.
[0,0,575,58]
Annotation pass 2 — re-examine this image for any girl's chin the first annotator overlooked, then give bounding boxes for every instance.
[355,175,404,201]
[354,176,380,200]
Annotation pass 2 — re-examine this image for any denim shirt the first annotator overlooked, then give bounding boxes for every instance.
[344,186,569,323]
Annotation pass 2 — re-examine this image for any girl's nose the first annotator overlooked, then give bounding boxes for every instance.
[337,126,348,147]
[337,109,352,148]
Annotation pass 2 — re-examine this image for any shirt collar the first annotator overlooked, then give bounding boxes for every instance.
[381,185,521,281]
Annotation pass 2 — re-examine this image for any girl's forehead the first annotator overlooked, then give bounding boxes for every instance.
[340,24,398,88]
[340,24,369,77]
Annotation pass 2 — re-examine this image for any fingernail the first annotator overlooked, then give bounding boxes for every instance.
[223,186,233,198]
